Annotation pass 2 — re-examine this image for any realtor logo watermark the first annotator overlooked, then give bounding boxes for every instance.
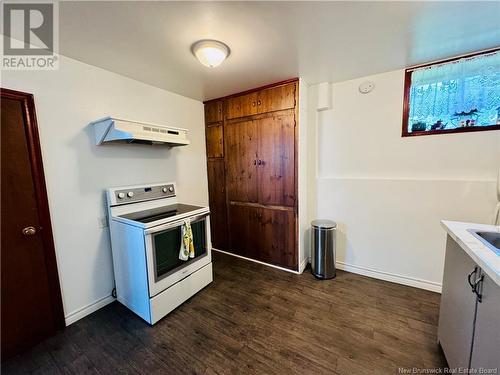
[398,367,498,374]
[2,1,59,70]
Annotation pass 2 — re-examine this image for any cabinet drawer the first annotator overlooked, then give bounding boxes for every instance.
[206,124,223,158]
[204,101,223,123]
[258,83,296,114]
[226,92,259,119]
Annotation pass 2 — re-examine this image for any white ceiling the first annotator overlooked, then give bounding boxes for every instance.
[59,1,500,101]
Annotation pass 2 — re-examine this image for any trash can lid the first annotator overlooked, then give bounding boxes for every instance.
[311,219,337,229]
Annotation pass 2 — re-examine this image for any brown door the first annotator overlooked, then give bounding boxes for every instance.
[225,119,258,203]
[227,203,260,258]
[1,89,64,360]
[207,159,227,250]
[257,113,295,207]
[258,208,296,269]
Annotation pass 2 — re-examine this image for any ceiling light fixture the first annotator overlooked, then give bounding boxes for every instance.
[191,39,230,68]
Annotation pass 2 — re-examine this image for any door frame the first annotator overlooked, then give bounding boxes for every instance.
[1,88,65,329]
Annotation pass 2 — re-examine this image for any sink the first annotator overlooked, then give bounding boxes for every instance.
[475,231,500,249]
[469,230,500,255]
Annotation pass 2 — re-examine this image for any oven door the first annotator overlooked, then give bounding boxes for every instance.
[144,213,212,297]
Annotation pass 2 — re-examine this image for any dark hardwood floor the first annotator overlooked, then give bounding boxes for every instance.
[2,252,447,374]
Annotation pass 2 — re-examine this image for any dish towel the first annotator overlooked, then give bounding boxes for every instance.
[179,219,195,261]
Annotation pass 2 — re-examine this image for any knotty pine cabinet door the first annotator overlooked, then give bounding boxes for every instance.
[225,114,295,207]
[225,83,296,120]
[258,84,295,114]
[227,204,296,269]
[225,119,258,203]
[226,92,259,119]
[207,159,227,250]
[257,113,295,207]
[227,204,260,258]
[258,207,296,268]
[206,124,223,158]
[205,100,223,123]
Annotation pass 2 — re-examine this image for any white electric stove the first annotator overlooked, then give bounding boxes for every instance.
[107,182,212,324]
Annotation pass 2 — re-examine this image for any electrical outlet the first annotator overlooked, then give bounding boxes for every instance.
[98,216,108,229]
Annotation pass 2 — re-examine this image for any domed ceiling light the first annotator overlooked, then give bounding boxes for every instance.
[191,39,230,68]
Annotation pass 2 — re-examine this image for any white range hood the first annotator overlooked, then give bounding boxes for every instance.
[92,117,190,146]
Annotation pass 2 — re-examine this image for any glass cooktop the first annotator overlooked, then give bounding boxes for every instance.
[119,204,204,223]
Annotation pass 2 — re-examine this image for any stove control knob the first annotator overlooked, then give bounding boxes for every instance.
[127,191,134,198]
[162,187,168,193]
[117,192,125,199]
[168,186,174,193]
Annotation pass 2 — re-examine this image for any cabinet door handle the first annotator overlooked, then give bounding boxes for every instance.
[22,226,37,236]
[467,267,478,291]
[253,160,257,165]
[252,101,256,107]
[473,274,484,303]
[257,100,262,106]
[257,160,262,165]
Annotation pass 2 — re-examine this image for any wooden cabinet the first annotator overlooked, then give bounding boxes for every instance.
[204,101,226,250]
[227,204,260,258]
[206,125,223,158]
[225,119,258,203]
[258,84,295,114]
[258,207,296,268]
[204,100,223,123]
[226,82,296,120]
[225,114,295,207]
[206,160,227,250]
[228,204,296,269]
[257,114,295,207]
[226,92,259,120]
[204,79,298,270]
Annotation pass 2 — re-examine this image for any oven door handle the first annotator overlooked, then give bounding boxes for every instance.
[144,212,209,235]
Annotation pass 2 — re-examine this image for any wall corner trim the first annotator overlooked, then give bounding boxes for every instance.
[298,257,308,274]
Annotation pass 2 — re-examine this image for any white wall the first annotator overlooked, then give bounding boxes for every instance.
[2,54,207,324]
[297,78,310,272]
[309,70,500,292]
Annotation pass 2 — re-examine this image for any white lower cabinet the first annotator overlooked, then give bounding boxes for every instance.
[438,235,500,371]
[470,270,500,370]
[438,236,478,369]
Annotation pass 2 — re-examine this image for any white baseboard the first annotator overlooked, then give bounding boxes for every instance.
[65,294,115,326]
[335,260,442,293]
[212,248,302,274]
[212,249,440,292]
[298,257,308,274]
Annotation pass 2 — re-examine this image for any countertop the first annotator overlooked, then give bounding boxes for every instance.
[441,220,500,287]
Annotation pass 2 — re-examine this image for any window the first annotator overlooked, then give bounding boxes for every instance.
[402,49,500,136]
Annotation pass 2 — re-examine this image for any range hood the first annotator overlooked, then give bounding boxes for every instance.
[92,117,190,146]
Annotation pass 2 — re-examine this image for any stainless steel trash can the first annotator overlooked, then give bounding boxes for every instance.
[311,219,337,279]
